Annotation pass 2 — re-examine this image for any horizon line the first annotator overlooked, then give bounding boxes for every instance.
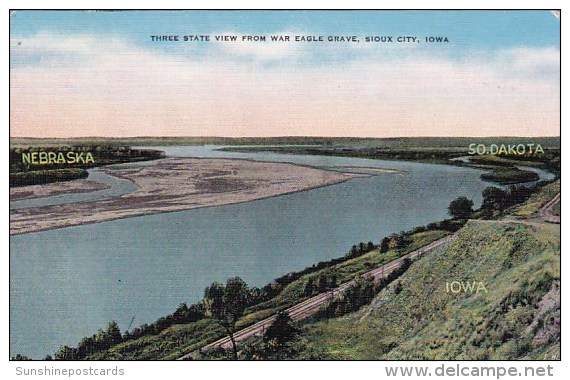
[9,135,562,140]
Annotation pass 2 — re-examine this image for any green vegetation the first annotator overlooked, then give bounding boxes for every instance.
[468,151,560,174]
[509,180,560,218]
[9,145,164,187]
[40,178,558,360]
[54,322,122,360]
[220,144,559,184]
[552,201,560,216]
[9,168,88,187]
[201,182,560,360]
[203,277,251,359]
[257,221,559,360]
[14,137,557,360]
[264,312,298,345]
[447,197,474,219]
[480,167,539,185]
[10,137,560,186]
[316,259,411,320]
[223,145,466,165]
[476,183,553,219]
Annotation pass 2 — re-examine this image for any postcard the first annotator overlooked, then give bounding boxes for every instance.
[9,10,560,363]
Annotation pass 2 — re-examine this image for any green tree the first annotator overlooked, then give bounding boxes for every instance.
[203,277,250,360]
[447,196,474,219]
[303,278,315,296]
[54,346,77,360]
[264,312,298,346]
[482,187,508,211]
[105,321,123,347]
[380,237,390,253]
[11,354,31,361]
[348,245,359,258]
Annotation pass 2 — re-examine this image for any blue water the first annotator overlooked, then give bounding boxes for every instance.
[9,169,140,210]
[9,146,547,358]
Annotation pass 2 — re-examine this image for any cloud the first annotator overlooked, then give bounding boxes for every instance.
[10,33,560,138]
[496,47,560,80]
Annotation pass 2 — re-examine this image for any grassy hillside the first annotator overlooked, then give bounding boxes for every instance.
[280,221,560,360]
[509,180,560,218]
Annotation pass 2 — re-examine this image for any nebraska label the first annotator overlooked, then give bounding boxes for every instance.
[22,151,95,165]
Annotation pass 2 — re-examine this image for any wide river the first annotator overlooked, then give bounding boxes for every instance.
[9,146,554,358]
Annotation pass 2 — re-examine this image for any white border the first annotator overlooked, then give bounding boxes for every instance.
[2,1,565,379]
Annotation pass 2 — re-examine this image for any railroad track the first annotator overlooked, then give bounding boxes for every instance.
[178,234,453,359]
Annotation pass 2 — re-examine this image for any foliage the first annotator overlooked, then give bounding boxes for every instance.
[448,197,474,219]
[280,221,560,360]
[9,145,164,187]
[264,312,298,346]
[11,354,32,360]
[10,168,88,187]
[54,322,123,360]
[508,180,560,218]
[203,277,251,359]
[480,167,539,185]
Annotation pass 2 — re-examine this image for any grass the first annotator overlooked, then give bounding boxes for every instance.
[467,154,551,168]
[480,167,539,185]
[280,221,560,360]
[508,180,560,218]
[552,201,560,216]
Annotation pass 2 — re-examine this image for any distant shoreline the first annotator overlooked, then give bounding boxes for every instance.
[9,136,561,149]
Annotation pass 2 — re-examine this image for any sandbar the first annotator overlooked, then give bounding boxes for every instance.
[10,158,368,235]
[10,180,110,201]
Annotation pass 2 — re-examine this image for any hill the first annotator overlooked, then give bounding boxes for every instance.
[275,219,560,360]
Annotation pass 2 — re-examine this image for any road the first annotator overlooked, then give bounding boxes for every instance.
[178,234,454,360]
[178,192,560,360]
[498,192,561,226]
[535,192,560,223]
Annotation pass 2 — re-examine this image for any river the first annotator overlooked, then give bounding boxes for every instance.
[8,146,552,358]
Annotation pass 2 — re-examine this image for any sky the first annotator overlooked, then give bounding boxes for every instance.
[9,10,560,138]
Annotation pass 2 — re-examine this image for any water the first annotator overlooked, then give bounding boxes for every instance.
[9,169,140,210]
[9,146,548,358]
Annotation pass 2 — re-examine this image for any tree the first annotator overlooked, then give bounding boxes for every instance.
[482,187,507,211]
[105,321,123,347]
[264,312,298,346]
[348,245,358,258]
[380,237,390,253]
[303,278,315,296]
[11,354,31,360]
[203,277,250,360]
[447,196,474,219]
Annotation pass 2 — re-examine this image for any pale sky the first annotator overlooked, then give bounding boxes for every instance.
[10,10,560,138]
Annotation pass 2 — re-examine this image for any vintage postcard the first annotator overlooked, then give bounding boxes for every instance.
[9,10,560,364]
